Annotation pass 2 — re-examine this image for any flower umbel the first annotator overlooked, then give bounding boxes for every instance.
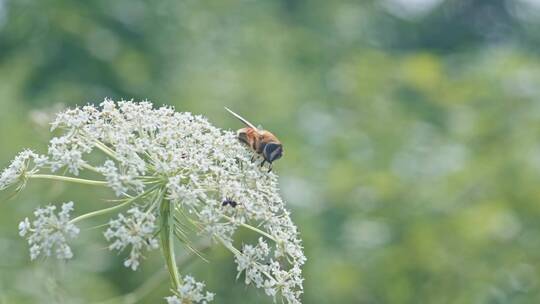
[2,99,305,303]
[165,275,214,304]
[19,202,80,260]
[104,207,159,270]
[0,150,46,191]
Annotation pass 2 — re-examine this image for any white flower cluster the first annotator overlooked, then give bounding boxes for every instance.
[0,149,46,190]
[235,238,304,303]
[3,99,305,303]
[165,275,214,304]
[18,202,80,260]
[104,207,159,270]
[98,160,145,196]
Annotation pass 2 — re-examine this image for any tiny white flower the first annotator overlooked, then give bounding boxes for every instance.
[164,297,181,304]
[0,150,46,190]
[104,207,159,270]
[165,275,214,304]
[18,218,31,237]
[19,202,79,260]
[98,160,144,197]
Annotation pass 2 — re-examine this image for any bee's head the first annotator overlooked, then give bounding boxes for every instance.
[237,129,250,145]
[263,143,283,163]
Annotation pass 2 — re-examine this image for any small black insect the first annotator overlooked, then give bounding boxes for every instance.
[222,198,238,208]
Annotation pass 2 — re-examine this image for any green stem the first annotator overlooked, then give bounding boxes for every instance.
[28,174,108,186]
[221,215,277,242]
[82,164,102,174]
[160,199,182,290]
[94,140,120,161]
[70,199,133,224]
[216,235,242,255]
[69,185,159,224]
[242,223,277,243]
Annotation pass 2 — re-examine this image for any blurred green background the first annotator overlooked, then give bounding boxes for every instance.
[2,0,540,303]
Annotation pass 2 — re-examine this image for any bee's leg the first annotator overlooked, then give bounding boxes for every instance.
[260,159,266,167]
[251,155,256,163]
[267,163,273,173]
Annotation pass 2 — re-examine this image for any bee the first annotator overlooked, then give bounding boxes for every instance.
[225,107,283,173]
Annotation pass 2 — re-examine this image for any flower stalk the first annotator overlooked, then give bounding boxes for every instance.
[160,198,182,290]
[28,174,108,186]
[69,185,161,224]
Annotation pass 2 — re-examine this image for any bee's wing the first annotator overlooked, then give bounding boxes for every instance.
[224,107,259,131]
